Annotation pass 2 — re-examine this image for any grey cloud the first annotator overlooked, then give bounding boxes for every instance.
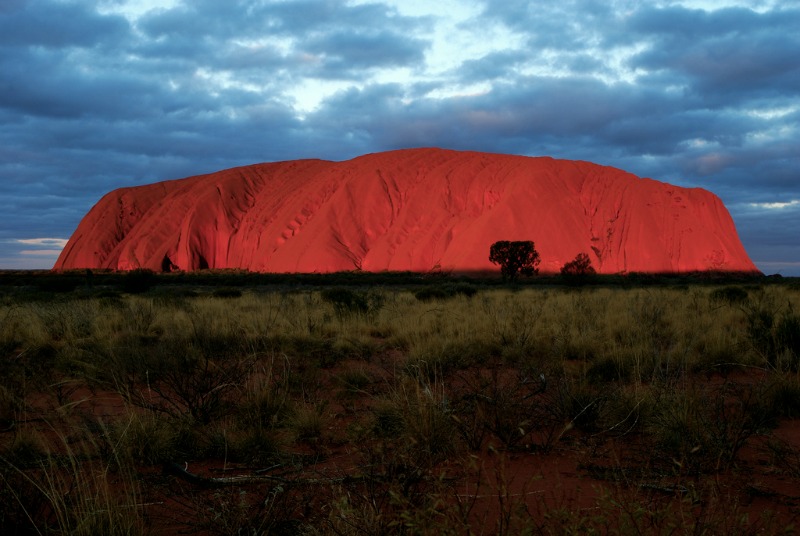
[628,7,800,100]
[266,1,431,36]
[627,6,800,40]
[303,30,428,73]
[476,0,621,50]
[309,72,797,206]
[733,204,800,274]
[0,51,177,119]
[0,0,130,48]
[455,50,531,82]
[135,0,430,75]
[0,0,797,273]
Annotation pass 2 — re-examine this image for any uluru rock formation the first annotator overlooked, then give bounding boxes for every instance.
[54,148,758,275]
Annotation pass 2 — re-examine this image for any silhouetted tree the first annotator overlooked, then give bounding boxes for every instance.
[560,252,596,278]
[489,241,540,281]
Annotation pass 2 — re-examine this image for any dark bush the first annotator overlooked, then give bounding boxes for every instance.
[414,283,478,302]
[321,288,368,315]
[35,275,82,293]
[448,282,478,298]
[765,376,800,419]
[745,300,800,370]
[120,269,158,294]
[212,287,242,298]
[107,338,254,424]
[776,307,800,363]
[372,404,405,438]
[320,288,383,319]
[587,357,630,384]
[414,287,449,301]
[709,286,749,306]
[560,252,596,282]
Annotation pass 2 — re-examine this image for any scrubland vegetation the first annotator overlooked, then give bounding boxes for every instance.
[1,271,799,534]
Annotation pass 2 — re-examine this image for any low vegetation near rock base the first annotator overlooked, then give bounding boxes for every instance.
[0,272,798,534]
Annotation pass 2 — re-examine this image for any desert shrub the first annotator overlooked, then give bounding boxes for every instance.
[0,464,48,533]
[226,426,287,465]
[599,386,655,436]
[0,308,64,390]
[321,288,367,315]
[150,288,198,309]
[321,288,383,320]
[92,289,125,308]
[556,378,606,433]
[415,283,479,302]
[450,368,552,450]
[335,366,373,398]
[120,268,158,294]
[211,287,242,298]
[744,294,800,370]
[121,298,156,335]
[763,375,800,420]
[114,412,181,465]
[1,430,47,469]
[239,380,294,431]
[108,338,255,424]
[0,385,20,431]
[775,306,800,367]
[449,282,478,298]
[709,285,748,306]
[372,402,405,438]
[647,383,769,472]
[587,356,631,384]
[746,306,778,364]
[387,379,458,467]
[486,297,544,359]
[184,304,254,359]
[195,486,303,536]
[35,275,82,293]
[289,402,327,444]
[332,336,380,361]
[0,427,145,536]
[32,300,96,342]
[0,308,19,358]
[560,252,596,283]
[414,287,449,302]
[405,339,494,379]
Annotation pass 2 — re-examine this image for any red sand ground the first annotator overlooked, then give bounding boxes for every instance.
[54,148,758,275]
[21,361,798,534]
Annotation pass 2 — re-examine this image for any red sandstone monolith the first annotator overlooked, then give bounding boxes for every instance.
[53,148,759,274]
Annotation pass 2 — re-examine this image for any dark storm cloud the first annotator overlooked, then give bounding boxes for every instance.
[455,50,530,82]
[628,6,800,99]
[309,75,765,166]
[0,0,798,273]
[303,30,427,74]
[0,1,130,48]
[134,0,430,75]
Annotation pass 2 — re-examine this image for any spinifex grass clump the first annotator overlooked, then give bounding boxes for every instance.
[321,288,383,320]
[1,422,145,535]
[646,382,773,473]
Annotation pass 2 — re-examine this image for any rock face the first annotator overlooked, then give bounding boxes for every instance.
[53,148,758,274]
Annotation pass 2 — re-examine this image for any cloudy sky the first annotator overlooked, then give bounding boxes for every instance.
[1,0,798,274]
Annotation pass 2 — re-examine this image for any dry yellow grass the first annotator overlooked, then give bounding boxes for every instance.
[1,279,799,533]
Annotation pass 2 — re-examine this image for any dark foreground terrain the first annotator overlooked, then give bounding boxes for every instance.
[1,270,799,534]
